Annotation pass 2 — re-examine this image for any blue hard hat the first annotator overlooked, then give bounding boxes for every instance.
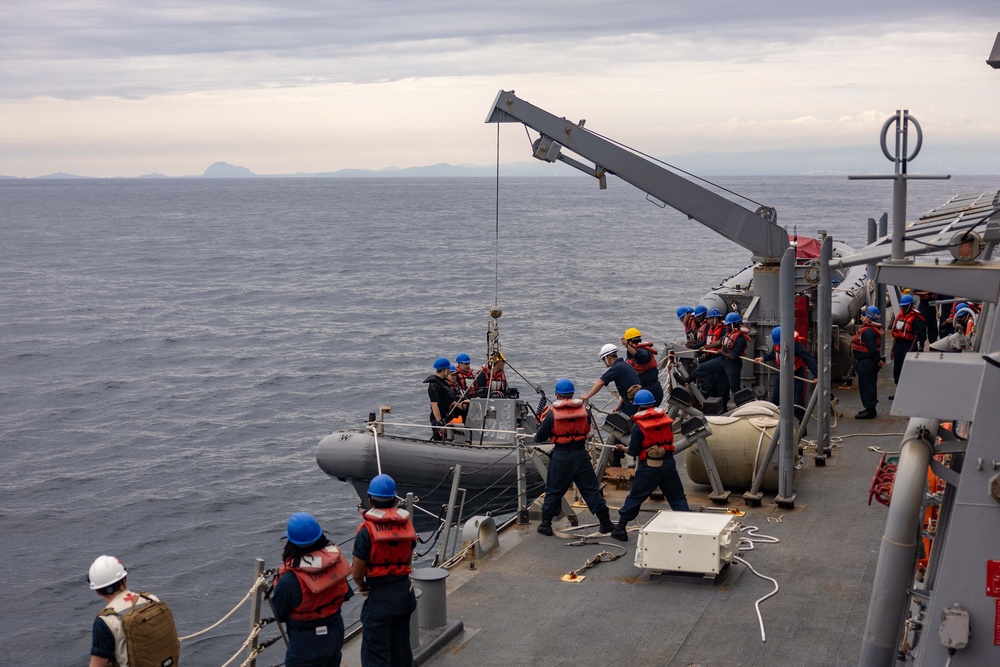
[633,389,655,407]
[368,474,397,499]
[554,378,575,395]
[433,357,450,370]
[286,512,323,546]
[694,305,708,317]
[724,312,742,325]
[863,306,880,320]
[771,326,781,344]
[448,365,457,372]
[456,352,471,364]
[707,308,722,318]
[676,306,694,319]
[899,294,914,306]
[953,302,968,313]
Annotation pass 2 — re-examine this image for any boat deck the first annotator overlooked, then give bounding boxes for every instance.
[341,379,904,666]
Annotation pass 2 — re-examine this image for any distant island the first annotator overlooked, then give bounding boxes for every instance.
[8,142,1000,180]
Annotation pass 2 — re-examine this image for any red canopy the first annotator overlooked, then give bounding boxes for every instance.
[792,234,821,259]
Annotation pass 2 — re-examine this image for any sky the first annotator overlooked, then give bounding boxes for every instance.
[2,1,999,178]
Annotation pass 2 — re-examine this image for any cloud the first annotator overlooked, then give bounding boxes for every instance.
[2,2,998,176]
[3,1,996,99]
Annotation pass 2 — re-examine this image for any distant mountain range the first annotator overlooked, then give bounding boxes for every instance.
[5,144,998,180]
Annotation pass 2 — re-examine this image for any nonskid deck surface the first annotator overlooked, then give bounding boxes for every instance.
[423,379,904,667]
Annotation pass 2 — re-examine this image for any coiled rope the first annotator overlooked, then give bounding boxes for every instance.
[179,572,272,641]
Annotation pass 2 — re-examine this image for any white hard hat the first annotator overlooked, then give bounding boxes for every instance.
[599,343,619,360]
[89,555,127,590]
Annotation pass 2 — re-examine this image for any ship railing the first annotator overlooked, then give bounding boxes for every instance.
[175,558,283,667]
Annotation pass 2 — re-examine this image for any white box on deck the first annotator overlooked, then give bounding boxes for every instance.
[634,511,738,575]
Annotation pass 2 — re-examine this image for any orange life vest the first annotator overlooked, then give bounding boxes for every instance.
[632,408,674,460]
[550,398,589,444]
[892,308,925,341]
[683,316,700,344]
[627,341,659,375]
[773,342,806,372]
[275,545,352,621]
[457,367,476,393]
[722,328,752,356]
[706,323,725,346]
[475,365,508,396]
[851,323,883,354]
[357,508,417,578]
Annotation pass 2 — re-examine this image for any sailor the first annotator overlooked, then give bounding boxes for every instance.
[351,474,418,667]
[754,326,818,423]
[689,313,751,410]
[88,555,180,667]
[446,364,461,392]
[425,357,466,440]
[678,306,699,348]
[454,352,476,395]
[273,513,353,667]
[622,327,663,406]
[913,290,939,349]
[473,352,509,398]
[851,307,883,419]
[580,344,642,417]
[889,294,925,399]
[690,305,709,347]
[611,389,690,542]
[953,305,976,338]
[533,378,615,536]
[696,308,728,399]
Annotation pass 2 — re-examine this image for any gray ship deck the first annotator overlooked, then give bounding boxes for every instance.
[343,379,903,667]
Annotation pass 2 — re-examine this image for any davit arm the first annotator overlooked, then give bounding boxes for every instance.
[485,90,789,262]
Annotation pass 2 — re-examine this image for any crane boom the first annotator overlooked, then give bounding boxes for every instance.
[486,90,789,261]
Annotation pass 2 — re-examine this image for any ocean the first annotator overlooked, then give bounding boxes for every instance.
[2,174,997,665]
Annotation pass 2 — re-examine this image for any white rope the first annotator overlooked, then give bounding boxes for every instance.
[734,555,779,642]
[219,622,263,667]
[178,574,268,642]
[369,424,383,475]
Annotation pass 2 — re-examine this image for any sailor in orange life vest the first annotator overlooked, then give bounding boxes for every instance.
[454,352,476,395]
[677,306,699,348]
[88,555,179,667]
[532,378,615,536]
[753,326,818,424]
[889,294,926,399]
[272,513,353,667]
[473,352,510,398]
[351,474,418,667]
[622,327,664,407]
[851,306,884,419]
[610,389,690,542]
[688,312,752,410]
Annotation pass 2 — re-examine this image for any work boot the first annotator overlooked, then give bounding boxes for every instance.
[597,510,614,534]
[855,409,876,420]
[537,520,553,536]
[611,520,629,542]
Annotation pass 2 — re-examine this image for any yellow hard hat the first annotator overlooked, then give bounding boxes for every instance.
[490,351,506,362]
[623,327,642,340]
